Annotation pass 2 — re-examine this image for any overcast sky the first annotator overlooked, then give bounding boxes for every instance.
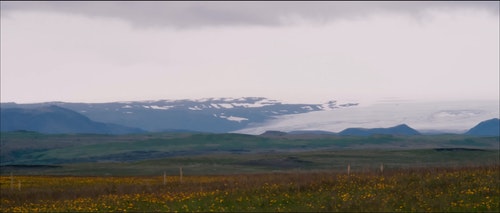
[1,1,498,104]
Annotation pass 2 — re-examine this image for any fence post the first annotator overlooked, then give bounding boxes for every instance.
[163,171,166,186]
[296,168,301,193]
[10,172,14,190]
[179,167,183,183]
[347,163,351,176]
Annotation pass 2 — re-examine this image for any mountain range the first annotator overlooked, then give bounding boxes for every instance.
[0,97,355,133]
[1,97,498,136]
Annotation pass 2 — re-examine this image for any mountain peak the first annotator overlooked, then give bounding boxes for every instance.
[466,118,500,136]
[339,124,420,136]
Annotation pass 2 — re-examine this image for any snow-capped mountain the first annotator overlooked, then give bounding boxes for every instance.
[1,97,357,133]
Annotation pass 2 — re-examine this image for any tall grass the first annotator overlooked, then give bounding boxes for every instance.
[1,165,498,212]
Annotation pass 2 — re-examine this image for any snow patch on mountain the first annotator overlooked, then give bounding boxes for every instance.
[231,100,277,108]
[150,105,174,110]
[220,115,249,122]
[302,106,314,111]
[189,106,203,110]
[218,103,234,109]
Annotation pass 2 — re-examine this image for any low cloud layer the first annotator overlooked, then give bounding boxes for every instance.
[1,2,498,103]
[2,1,498,28]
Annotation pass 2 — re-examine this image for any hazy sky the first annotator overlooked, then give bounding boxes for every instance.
[1,1,499,104]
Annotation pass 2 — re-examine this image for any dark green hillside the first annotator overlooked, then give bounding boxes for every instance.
[0,106,145,134]
[466,118,500,136]
[1,131,498,172]
[2,148,498,176]
[339,124,420,136]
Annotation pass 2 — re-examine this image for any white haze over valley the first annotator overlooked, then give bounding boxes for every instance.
[236,100,499,135]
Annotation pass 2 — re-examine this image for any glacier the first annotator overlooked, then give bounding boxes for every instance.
[235,100,500,135]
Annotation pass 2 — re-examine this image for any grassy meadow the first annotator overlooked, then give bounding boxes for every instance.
[1,166,498,212]
[1,132,499,211]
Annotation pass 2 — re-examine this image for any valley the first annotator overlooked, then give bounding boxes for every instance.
[1,98,498,212]
[1,131,498,176]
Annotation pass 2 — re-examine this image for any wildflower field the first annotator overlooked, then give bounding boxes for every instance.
[1,165,498,212]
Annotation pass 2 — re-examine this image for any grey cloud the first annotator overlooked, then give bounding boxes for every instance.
[1,1,498,28]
